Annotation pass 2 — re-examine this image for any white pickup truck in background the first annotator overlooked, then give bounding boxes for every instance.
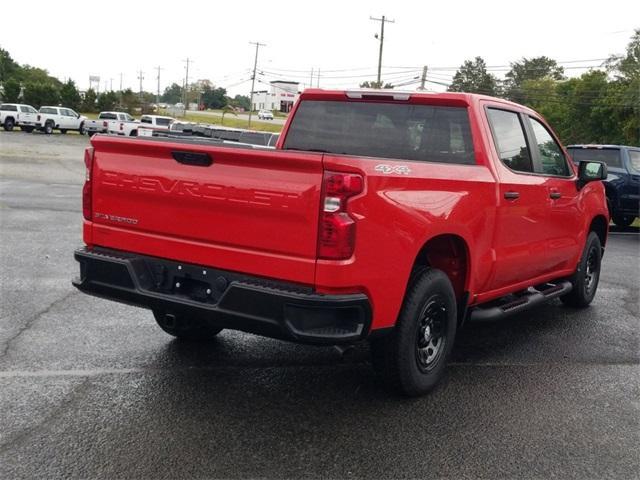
[137,115,175,137]
[0,103,39,132]
[37,106,87,134]
[83,111,139,136]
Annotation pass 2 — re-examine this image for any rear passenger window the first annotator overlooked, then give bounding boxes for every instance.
[283,101,476,165]
[487,108,533,173]
[528,117,570,177]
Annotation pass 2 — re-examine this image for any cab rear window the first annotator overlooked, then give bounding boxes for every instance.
[1,104,18,111]
[283,100,475,165]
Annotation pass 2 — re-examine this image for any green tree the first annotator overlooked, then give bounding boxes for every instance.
[22,82,60,108]
[505,56,564,103]
[201,86,227,109]
[96,91,117,112]
[229,94,251,111]
[359,80,394,89]
[447,57,499,95]
[605,29,640,145]
[59,79,82,110]
[82,88,97,112]
[161,83,183,104]
[0,48,20,83]
[119,88,140,114]
[2,78,21,102]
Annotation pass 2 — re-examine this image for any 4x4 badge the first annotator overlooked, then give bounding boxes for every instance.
[375,164,411,175]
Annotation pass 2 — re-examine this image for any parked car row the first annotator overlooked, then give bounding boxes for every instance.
[0,103,175,137]
[1,103,86,134]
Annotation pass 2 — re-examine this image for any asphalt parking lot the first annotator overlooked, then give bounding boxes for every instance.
[0,130,638,479]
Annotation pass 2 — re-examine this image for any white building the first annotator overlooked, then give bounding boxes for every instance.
[251,80,300,113]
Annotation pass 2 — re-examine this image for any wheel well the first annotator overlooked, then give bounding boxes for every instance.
[589,215,608,249]
[411,234,469,300]
[4,116,15,122]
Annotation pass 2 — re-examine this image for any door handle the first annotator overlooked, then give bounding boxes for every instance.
[172,151,212,167]
[549,191,562,200]
[504,191,520,200]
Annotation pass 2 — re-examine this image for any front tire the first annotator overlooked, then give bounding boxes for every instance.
[153,311,223,341]
[44,122,54,135]
[370,268,457,396]
[612,215,635,227]
[3,118,15,131]
[561,231,602,308]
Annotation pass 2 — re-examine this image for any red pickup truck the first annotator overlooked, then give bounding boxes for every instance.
[73,89,609,396]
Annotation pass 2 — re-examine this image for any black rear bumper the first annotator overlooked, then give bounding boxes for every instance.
[72,247,371,344]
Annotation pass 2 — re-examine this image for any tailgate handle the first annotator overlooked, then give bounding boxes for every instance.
[172,151,212,167]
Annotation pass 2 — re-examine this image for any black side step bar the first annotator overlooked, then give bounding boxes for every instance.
[469,281,573,322]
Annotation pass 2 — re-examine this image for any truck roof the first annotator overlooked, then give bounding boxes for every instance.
[298,88,534,112]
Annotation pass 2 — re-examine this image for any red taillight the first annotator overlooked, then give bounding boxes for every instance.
[318,171,363,260]
[102,120,108,127]
[119,123,124,131]
[37,114,41,121]
[82,147,94,221]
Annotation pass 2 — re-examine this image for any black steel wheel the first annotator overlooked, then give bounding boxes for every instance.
[561,231,602,308]
[370,268,457,396]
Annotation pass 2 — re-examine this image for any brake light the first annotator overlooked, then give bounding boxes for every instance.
[37,114,41,121]
[102,120,108,127]
[119,123,124,131]
[82,147,94,220]
[318,171,363,260]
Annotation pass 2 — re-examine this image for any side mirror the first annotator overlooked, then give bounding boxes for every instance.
[578,160,607,188]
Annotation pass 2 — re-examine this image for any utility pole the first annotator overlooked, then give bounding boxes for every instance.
[248,41,266,128]
[110,78,113,91]
[370,15,395,87]
[137,70,144,99]
[419,66,428,90]
[156,65,163,104]
[309,67,314,89]
[317,68,320,88]
[119,73,123,91]
[182,58,192,110]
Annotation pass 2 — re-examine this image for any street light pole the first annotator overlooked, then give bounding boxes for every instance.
[248,41,265,129]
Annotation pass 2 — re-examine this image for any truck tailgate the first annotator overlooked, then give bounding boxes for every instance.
[88,136,323,284]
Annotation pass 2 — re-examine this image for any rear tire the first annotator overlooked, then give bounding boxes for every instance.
[3,118,15,131]
[561,231,602,308]
[153,311,223,341]
[370,268,457,396]
[612,215,635,227]
[44,122,54,135]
